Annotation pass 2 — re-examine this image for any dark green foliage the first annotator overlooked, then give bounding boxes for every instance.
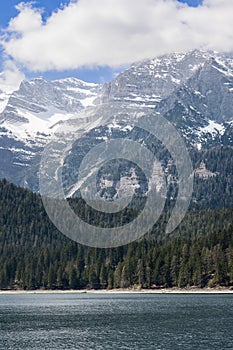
[191,146,233,210]
[0,179,232,290]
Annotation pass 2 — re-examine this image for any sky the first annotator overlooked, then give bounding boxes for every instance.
[0,0,233,93]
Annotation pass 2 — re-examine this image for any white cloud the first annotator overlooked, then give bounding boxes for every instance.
[8,2,42,34]
[1,0,233,72]
[0,60,25,93]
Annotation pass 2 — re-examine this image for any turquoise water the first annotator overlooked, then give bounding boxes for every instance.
[0,293,233,349]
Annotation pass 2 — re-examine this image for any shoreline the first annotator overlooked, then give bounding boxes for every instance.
[1,287,233,295]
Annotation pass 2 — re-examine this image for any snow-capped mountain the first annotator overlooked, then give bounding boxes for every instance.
[61,50,233,204]
[0,77,100,188]
[101,50,211,106]
[0,50,233,199]
[153,54,233,148]
[0,77,99,136]
[100,50,233,147]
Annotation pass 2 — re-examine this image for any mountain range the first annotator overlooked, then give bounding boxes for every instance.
[0,50,232,208]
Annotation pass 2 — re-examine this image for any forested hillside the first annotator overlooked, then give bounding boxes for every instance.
[0,179,233,290]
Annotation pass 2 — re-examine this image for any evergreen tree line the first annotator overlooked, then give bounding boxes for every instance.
[0,179,233,290]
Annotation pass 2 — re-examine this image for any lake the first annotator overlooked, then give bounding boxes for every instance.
[0,293,233,349]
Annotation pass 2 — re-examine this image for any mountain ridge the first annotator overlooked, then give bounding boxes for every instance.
[0,49,232,196]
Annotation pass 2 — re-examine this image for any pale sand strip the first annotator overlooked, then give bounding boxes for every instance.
[0,288,233,295]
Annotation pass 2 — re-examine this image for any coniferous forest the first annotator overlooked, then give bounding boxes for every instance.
[0,178,233,290]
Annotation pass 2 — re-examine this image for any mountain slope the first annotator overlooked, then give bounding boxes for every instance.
[154,56,233,147]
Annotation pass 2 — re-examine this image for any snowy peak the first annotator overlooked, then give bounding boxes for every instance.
[101,50,216,107]
[0,77,100,136]
[96,49,233,151]
[11,77,99,114]
[0,77,101,191]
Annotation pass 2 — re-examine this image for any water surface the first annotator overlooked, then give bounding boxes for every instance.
[0,293,233,349]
